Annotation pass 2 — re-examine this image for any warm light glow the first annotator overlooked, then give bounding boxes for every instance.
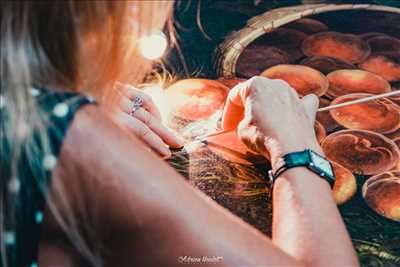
[139,31,168,60]
[143,84,169,122]
[180,111,221,140]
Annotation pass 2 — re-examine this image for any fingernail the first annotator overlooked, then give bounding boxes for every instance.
[162,152,172,159]
[176,136,185,148]
[161,146,172,159]
[170,131,185,148]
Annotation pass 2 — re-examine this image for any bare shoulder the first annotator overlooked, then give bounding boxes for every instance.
[40,104,170,262]
[43,104,180,239]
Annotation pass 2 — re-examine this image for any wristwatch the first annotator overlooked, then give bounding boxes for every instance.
[268,149,336,186]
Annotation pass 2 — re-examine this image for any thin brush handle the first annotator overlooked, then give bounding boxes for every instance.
[318,91,400,112]
[195,129,232,140]
[197,91,400,140]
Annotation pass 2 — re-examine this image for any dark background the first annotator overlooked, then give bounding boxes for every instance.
[165,0,400,78]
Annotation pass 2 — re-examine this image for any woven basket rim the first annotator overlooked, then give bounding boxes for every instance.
[214,4,400,78]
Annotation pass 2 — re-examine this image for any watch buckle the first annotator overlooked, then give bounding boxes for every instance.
[268,169,275,184]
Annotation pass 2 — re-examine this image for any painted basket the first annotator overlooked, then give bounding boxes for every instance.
[214,4,400,78]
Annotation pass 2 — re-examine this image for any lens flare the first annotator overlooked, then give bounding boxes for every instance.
[139,31,168,60]
[143,84,169,122]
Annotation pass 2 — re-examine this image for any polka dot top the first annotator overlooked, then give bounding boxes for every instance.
[0,88,95,267]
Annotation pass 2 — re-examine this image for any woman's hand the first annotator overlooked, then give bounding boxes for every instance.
[103,83,184,158]
[221,76,322,164]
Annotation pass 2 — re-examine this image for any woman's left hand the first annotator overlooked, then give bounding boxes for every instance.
[103,83,184,158]
[221,77,321,163]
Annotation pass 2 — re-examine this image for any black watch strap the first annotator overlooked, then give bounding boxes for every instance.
[268,149,336,186]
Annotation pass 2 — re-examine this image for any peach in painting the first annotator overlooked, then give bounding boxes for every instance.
[217,77,246,89]
[326,69,391,98]
[301,56,355,75]
[330,93,400,134]
[367,35,400,54]
[331,162,357,205]
[359,53,400,82]
[261,64,329,96]
[388,82,400,105]
[315,121,326,144]
[207,131,266,166]
[322,129,400,175]
[302,32,371,64]
[358,32,388,41]
[317,98,341,133]
[285,18,329,35]
[165,79,229,121]
[251,28,308,63]
[362,171,400,222]
[236,46,290,78]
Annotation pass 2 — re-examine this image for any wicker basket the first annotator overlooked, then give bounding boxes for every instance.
[214,4,400,78]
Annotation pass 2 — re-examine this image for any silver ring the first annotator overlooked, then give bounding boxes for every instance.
[130,96,143,116]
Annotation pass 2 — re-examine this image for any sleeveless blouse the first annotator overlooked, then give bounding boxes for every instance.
[0,88,95,267]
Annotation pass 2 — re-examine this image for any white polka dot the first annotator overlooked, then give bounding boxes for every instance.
[4,231,16,245]
[16,121,30,138]
[86,95,95,103]
[8,177,21,193]
[35,211,44,224]
[29,88,41,97]
[53,103,69,117]
[42,154,57,170]
[0,95,6,109]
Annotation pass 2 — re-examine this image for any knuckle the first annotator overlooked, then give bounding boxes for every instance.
[124,98,133,111]
[121,84,136,96]
[238,119,249,132]
[309,93,319,102]
[126,84,138,92]
[242,110,259,128]
[284,86,298,97]
[143,112,153,126]
[246,85,257,97]
[119,83,129,91]
[251,76,281,94]
[275,79,291,89]
[247,76,260,84]
[138,124,152,138]
[139,92,153,104]
[270,79,294,94]
[248,76,266,88]
[247,80,264,96]
[247,77,261,90]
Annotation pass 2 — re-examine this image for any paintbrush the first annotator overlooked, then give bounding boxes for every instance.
[317,90,400,112]
[195,91,400,141]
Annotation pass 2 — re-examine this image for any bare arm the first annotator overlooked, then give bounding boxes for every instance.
[272,152,359,267]
[222,76,359,267]
[40,105,302,267]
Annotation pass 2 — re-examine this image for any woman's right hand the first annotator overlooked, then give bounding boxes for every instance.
[102,83,184,158]
[221,76,323,164]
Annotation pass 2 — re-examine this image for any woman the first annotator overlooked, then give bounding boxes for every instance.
[0,1,359,267]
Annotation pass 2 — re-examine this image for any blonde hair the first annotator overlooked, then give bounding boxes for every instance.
[0,1,173,266]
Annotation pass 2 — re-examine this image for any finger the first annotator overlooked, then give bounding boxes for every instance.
[237,119,259,154]
[302,94,319,123]
[103,85,126,112]
[237,106,267,155]
[272,79,299,98]
[137,92,162,120]
[119,84,162,120]
[119,95,135,114]
[271,79,301,104]
[221,80,251,130]
[133,108,184,148]
[119,112,171,158]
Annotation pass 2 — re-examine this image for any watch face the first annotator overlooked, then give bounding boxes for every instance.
[310,150,335,178]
